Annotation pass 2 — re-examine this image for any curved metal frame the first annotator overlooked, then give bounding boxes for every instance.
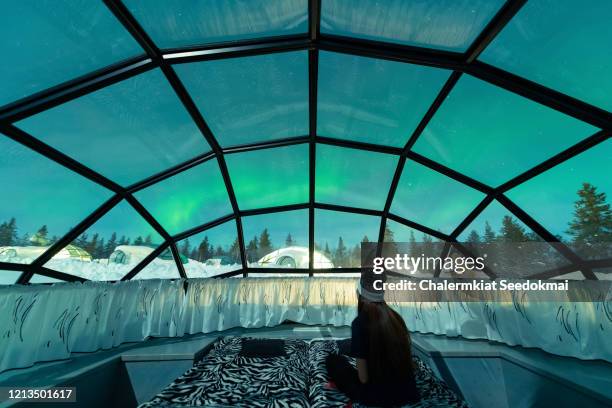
[0,0,609,283]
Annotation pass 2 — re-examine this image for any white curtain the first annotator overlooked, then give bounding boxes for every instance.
[1,277,610,372]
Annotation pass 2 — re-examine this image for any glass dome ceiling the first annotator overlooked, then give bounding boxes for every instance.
[0,0,609,284]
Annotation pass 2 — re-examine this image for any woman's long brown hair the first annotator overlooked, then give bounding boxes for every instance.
[358,297,414,384]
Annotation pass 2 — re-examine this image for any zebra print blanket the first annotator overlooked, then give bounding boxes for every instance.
[139,337,467,407]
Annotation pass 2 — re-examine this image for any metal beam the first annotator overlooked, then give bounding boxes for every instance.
[121,241,170,281]
[164,36,311,64]
[386,214,451,242]
[21,194,123,283]
[378,72,463,250]
[127,150,216,194]
[0,125,122,194]
[497,130,610,193]
[0,57,154,123]
[464,0,527,63]
[170,242,187,279]
[172,214,236,243]
[496,194,597,280]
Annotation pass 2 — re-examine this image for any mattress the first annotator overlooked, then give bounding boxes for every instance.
[139,337,467,407]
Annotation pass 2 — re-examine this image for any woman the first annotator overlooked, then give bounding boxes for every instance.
[326,278,420,407]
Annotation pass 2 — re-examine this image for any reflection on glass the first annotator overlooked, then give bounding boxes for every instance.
[390,159,485,234]
[317,52,449,147]
[507,141,611,260]
[315,210,380,268]
[459,200,569,277]
[242,210,311,268]
[414,75,596,186]
[17,69,210,186]
[177,221,242,278]
[225,144,309,210]
[44,200,163,281]
[481,0,612,112]
[135,159,232,235]
[0,134,112,265]
[0,1,141,106]
[316,145,397,210]
[0,270,21,285]
[321,0,504,51]
[125,0,308,49]
[175,51,309,147]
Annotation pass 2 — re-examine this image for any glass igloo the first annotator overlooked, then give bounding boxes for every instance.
[0,1,610,407]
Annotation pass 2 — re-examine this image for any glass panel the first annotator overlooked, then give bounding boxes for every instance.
[0,1,141,106]
[390,159,485,234]
[315,209,380,268]
[0,134,112,264]
[225,144,309,210]
[135,160,232,235]
[175,51,309,147]
[317,52,450,147]
[0,270,21,285]
[458,200,569,277]
[125,0,308,49]
[179,221,242,278]
[45,200,164,281]
[507,140,612,260]
[17,69,210,186]
[413,75,597,186]
[383,219,444,277]
[133,247,181,280]
[29,274,63,284]
[242,210,309,268]
[480,0,612,111]
[316,144,397,209]
[320,0,505,52]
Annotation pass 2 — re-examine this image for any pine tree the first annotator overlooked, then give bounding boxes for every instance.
[467,230,481,244]
[258,228,273,257]
[0,218,18,246]
[229,238,240,262]
[500,216,528,242]
[334,236,348,267]
[247,236,259,263]
[197,236,211,262]
[567,182,612,256]
[144,234,152,246]
[87,233,100,258]
[421,234,434,257]
[383,226,394,242]
[104,233,117,257]
[215,245,224,257]
[483,221,496,243]
[75,233,88,249]
[96,238,105,259]
[134,236,144,246]
[408,230,419,256]
[285,233,294,247]
[323,242,331,258]
[180,238,190,257]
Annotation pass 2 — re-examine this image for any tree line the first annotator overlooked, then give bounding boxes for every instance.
[1,183,610,263]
